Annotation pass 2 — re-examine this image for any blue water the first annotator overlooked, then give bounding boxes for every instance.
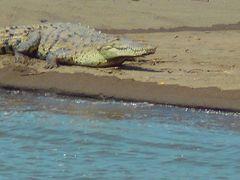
[0,89,240,179]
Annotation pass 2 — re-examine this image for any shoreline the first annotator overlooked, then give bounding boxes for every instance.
[0,67,240,112]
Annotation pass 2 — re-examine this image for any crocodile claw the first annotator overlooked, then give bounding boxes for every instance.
[44,63,58,69]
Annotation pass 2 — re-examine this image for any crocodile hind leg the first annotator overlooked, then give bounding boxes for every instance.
[14,31,41,64]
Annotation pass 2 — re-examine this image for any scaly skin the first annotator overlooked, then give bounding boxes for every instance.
[0,23,156,68]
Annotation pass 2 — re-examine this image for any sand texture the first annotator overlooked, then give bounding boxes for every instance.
[0,0,240,111]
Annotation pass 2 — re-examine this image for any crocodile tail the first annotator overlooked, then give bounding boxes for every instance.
[0,25,26,55]
[0,37,11,55]
[0,27,8,54]
[0,47,6,54]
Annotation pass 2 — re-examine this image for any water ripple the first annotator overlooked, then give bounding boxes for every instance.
[0,89,240,179]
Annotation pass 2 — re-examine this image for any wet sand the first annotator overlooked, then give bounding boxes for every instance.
[0,0,240,111]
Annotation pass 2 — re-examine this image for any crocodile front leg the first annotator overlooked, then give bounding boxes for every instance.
[44,52,58,69]
[44,48,72,69]
[14,31,41,63]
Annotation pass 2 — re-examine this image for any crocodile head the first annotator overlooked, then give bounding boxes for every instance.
[97,37,156,66]
[74,37,156,67]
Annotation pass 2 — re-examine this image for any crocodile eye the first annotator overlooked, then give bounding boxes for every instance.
[96,45,102,50]
[102,45,113,50]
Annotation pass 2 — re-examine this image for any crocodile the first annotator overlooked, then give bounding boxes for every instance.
[0,23,156,68]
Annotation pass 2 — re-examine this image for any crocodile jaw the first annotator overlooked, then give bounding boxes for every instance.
[99,45,156,60]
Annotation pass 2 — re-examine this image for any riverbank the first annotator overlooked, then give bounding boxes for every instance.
[0,0,240,111]
[0,66,240,112]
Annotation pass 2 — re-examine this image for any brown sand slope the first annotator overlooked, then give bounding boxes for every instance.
[0,0,240,111]
[0,0,240,29]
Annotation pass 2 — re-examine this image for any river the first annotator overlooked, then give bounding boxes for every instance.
[0,89,239,179]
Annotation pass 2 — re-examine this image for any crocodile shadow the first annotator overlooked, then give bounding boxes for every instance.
[120,64,161,72]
